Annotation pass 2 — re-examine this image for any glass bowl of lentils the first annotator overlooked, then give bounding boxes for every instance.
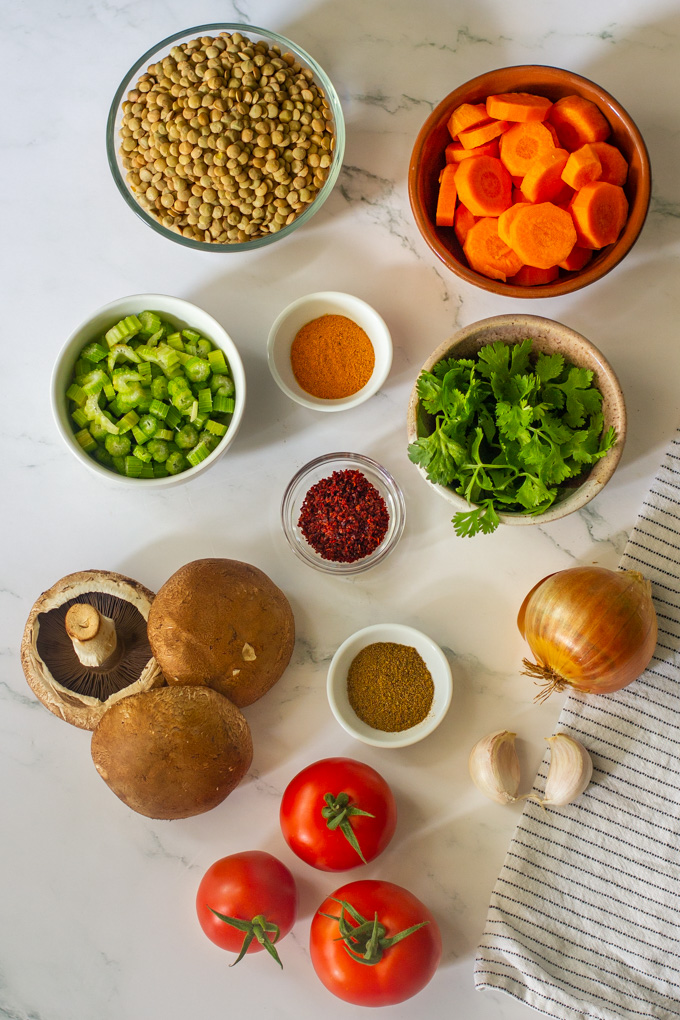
[106,23,345,251]
[281,452,406,575]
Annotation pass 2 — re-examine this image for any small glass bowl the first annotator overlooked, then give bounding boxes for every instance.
[281,452,406,575]
[106,23,345,252]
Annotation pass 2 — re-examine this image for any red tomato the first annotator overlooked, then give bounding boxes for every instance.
[196,851,297,964]
[280,757,397,871]
[310,879,442,1006]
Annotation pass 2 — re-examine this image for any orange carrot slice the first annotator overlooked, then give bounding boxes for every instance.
[446,138,500,162]
[561,144,602,189]
[558,245,594,271]
[435,164,458,227]
[486,92,552,122]
[569,181,628,248]
[454,204,478,246]
[507,201,577,268]
[447,103,489,140]
[548,95,610,152]
[521,148,569,203]
[455,155,512,216]
[463,216,524,281]
[588,141,628,186]
[498,202,529,246]
[508,264,560,286]
[458,118,509,150]
[498,121,555,177]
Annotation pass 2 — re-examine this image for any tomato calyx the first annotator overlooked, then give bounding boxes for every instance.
[208,908,284,968]
[321,791,375,864]
[320,897,429,967]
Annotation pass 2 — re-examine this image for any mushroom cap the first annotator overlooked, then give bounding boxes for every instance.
[147,558,295,708]
[21,569,164,730]
[90,685,253,819]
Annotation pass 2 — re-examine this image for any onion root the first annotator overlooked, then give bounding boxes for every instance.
[521,658,570,702]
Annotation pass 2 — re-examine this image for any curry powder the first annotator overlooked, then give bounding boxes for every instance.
[290,313,375,399]
[346,642,434,732]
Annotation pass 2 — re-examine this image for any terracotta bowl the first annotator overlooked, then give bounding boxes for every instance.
[408,65,651,298]
[406,314,626,527]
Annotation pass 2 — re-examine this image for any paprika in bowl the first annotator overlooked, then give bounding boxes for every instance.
[280,452,405,575]
[267,292,393,411]
[327,623,453,748]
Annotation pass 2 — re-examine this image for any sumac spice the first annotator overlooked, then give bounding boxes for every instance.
[347,642,434,732]
[298,469,389,562]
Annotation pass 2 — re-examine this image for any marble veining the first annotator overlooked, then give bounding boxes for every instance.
[3,0,680,1018]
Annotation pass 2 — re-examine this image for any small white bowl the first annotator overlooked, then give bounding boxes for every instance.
[267,291,393,411]
[327,623,453,748]
[52,294,246,487]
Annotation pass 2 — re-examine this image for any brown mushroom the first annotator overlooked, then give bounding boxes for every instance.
[21,569,164,730]
[91,685,253,819]
[146,558,295,708]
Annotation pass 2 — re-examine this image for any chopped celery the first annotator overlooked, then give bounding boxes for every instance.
[186,441,210,467]
[197,388,212,413]
[66,309,236,478]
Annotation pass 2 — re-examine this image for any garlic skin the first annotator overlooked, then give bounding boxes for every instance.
[533,732,593,807]
[469,730,521,804]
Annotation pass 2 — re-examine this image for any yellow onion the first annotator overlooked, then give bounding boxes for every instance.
[518,566,657,700]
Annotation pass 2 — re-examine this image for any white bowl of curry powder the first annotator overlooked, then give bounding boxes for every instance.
[267,291,393,411]
[327,623,453,748]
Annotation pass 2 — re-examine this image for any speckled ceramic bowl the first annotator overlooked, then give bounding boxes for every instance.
[406,314,626,527]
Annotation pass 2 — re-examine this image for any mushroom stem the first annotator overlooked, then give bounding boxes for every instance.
[65,604,118,668]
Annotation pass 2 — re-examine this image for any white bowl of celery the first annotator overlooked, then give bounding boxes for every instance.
[52,294,246,486]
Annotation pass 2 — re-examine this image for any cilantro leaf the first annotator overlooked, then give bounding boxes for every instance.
[452,500,501,537]
[535,351,564,384]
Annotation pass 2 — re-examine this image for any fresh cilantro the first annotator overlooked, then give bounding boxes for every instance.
[407,339,617,537]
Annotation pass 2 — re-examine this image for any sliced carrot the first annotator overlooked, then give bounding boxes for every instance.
[498,121,555,177]
[486,92,552,122]
[454,204,478,246]
[455,155,512,216]
[512,186,525,204]
[447,103,489,140]
[435,164,458,227]
[498,202,529,246]
[446,138,500,162]
[521,148,569,203]
[507,201,577,269]
[548,95,610,152]
[463,216,524,282]
[544,121,561,146]
[458,118,509,150]
[588,141,628,186]
[561,144,602,190]
[558,245,593,271]
[552,181,576,208]
[569,181,628,248]
[508,264,560,286]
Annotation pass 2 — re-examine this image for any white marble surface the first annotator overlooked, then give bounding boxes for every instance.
[3,1,680,1018]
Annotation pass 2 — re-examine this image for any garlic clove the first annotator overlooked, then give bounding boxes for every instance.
[469,730,521,804]
[536,732,593,807]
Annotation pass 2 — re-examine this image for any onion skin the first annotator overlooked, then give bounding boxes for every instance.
[519,566,658,697]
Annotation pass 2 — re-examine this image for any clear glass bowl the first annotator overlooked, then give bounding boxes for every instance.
[106,23,345,252]
[281,453,406,575]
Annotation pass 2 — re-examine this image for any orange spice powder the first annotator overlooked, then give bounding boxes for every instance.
[290,314,375,399]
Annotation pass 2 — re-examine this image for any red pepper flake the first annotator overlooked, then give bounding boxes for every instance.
[298,468,390,563]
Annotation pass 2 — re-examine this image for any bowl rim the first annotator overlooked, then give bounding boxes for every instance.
[408,63,652,298]
[266,290,393,411]
[51,292,246,488]
[280,451,406,573]
[406,313,626,525]
[105,22,346,252]
[326,622,453,748]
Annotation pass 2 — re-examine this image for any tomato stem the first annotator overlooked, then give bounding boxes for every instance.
[319,898,429,966]
[208,908,283,968]
[321,791,375,863]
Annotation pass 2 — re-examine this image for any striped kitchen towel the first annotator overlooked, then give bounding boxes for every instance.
[474,430,680,1020]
